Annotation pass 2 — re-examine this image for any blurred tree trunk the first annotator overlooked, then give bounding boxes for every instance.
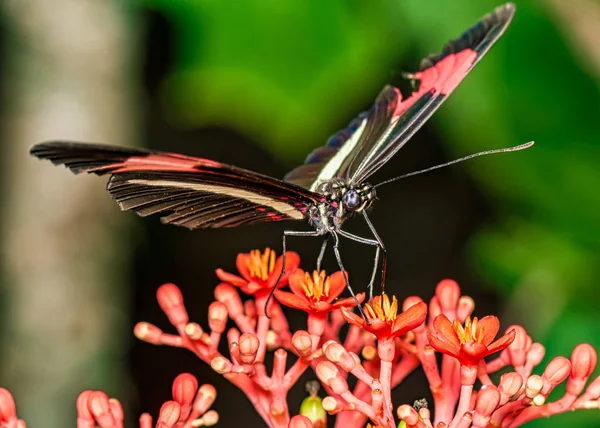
[0,1,139,426]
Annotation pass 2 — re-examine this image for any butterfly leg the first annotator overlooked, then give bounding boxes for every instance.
[265,229,322,317]
[336,228,381,302]
[331,231,368,322]
[316,236,329,271]
[362,211,387,294]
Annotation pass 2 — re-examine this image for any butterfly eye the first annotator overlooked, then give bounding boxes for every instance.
[342,189,362,211]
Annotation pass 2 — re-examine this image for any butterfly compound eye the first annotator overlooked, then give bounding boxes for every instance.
[342,189,362,211]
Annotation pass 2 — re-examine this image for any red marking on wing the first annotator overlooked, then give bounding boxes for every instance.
[110,154,222,173]
[392,49,477,120]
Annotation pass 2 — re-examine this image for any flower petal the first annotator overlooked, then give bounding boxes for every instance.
[427,332,461,357]
[332,293,365,308]
[287,269,307,297]
[340,306,365,329]
[391,301,427,337]
[325,271,347,303]
[478,316,500,346]
[268,251,301,289]
[236,253,253,282]
[431,314,461,348]
[275,290,310,311]
[487,328,516,355]
[215,269,247,287]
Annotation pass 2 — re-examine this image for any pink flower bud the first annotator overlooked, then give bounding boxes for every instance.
[134,322,163,344]
[172,373,198,406]
[315,361,348,394]
[435,279,460,315]
[0,388,17,420]
[289,415,313,428]
[396,404,419,425]
[208,301,228,333]
[198,409,219,426]
[214,283,244,317]
[567,344,597,395]
[526,343,545,367]
[139,413,153,428]
[108,398,124,421]
[323,341,355,372]
[193,384,217,415]
[292,330,313,357]
[88,391,115,427]
[211,356,232,374]
[322,396,343,414]
[157,283,189,326]
[543,357,571,391]
[184,322,204,340]
[457,296,475,323]
[157,401,181,427]
[506,325,529,366]
[525,375,543,398]
[475,385,501,417]
[571,344,597,379]
[499,372,523,402]
[76,390,93,420]
[460,365,478,385]
[239,333,260,364]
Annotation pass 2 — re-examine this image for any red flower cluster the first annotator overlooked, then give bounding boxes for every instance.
[1,250,599,428]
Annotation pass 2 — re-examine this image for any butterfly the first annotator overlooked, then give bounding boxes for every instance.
[30,3,531,317]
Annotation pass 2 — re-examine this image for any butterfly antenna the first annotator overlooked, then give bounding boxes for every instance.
[374,141,534,188]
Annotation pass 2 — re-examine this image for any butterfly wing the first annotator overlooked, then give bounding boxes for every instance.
[285,3,515,190]
[31,142,323,229]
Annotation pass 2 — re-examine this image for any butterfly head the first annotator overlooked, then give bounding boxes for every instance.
[342,185,375,213]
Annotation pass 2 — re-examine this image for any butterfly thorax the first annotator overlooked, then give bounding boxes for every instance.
[309,179,376,233]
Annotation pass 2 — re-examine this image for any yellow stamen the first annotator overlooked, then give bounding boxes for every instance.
[246,248,277,281]
[453,316,484,344]
[364,293,398,322]
[299,270,331,302]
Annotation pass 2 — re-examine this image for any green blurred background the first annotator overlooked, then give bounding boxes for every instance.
[1,0,599,426]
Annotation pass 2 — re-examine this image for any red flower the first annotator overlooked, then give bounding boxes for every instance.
[340,294,427,341]
[275,269,364,315]
[427,315,515,367]
[216,248,299,297]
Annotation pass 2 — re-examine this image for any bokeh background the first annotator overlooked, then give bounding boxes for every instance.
[1,0,599,426]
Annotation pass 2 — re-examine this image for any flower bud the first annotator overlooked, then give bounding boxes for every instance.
[498,372,523,402]
[457,296,475,323]
[184,323,204,340]
[239,333,260,364]
[525,375,543,398]
[397,404,419,425]
[172,373,198,406]
[108,398,124,421]
[435,279,460,316]
[76,390,93,420]
[543,357,571,391]
[157,401,181,427]
[323,341,355,372]
[208,301,228,333]
[193,384,217,415]
[322,396,343,414]
[134,322,163,345]
[214,283,244,317]
[211,356,232,374]
[157,283,189,326]
[475,385,501,418]
[571,344,597,381]
[0,388,17,421]
[194,409,219,426]
[292,330,313,357]
[88,391,115,427]
[315,362,348,394]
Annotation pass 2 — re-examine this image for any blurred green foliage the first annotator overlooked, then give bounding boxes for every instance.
[141,0,600,426]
